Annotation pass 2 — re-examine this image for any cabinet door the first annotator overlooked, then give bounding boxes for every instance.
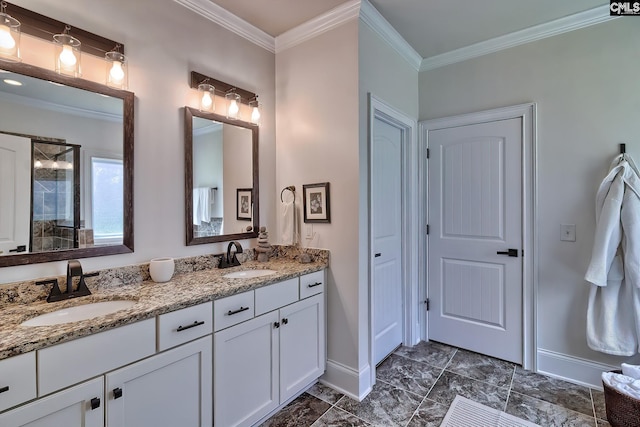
[279,294,325,402]
[0,377,103,427]
[214,311,279,427]
[105,336,212,427]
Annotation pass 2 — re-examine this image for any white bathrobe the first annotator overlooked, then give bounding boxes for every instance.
[585,156,640,356]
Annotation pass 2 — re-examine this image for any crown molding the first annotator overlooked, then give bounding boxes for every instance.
[275,0,361,53]
[420,5,618,71]
[359,0,422,71]
[1,91,123,122]
[174,0,275,53]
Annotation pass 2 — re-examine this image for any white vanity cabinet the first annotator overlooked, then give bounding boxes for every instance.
[105,336,212,427]
[0,377,104,427]
[214,271,326,427]
[0,302,213,427]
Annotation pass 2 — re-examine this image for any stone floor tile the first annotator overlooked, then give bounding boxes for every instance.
[335,380,422,427]
[427,370,509,411]
[506,391,597,427]
[376,353,442,397]
[511,367,594,416]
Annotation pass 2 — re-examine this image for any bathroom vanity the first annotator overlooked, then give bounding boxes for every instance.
[0,254,327,427]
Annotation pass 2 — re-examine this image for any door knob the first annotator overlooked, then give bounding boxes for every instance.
[496,249,518,257]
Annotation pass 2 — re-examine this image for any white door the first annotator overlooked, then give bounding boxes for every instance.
[372,117,403,365]
[428,118,523,364]
[280,294,325,402]
[0,133,31,255]
[0,377,104,427]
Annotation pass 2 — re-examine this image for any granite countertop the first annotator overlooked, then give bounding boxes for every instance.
[0,255,328,361]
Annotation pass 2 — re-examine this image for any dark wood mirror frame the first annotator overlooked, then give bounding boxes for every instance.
[184,106,259,245]
[0,61,134,267]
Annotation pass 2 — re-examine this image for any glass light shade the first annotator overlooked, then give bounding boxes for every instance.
[53,33,81,77]
[0,11,20,62]
[250,101,261,125]
[198,83,215,112]
[226,92,240,120]
[105,51,127,89]
[34,160,42,168]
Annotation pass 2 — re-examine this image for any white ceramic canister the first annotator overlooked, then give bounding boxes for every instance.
[149,257,175,283]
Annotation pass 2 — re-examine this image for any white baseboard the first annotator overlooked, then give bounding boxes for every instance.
[321,359,372,401]
[536,349,619,389]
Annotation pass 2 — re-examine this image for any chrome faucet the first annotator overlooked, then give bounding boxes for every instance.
[219,241,243,268]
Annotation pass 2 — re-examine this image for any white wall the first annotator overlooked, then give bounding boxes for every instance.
[419,18,640,370]
[1,0,275,284]
[357,21,418,385]
[276,21,361,391]
[193,126,223,218]
[223,124,253,233]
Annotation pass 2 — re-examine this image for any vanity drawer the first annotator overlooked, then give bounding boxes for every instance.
[157,302,213,351]
[0,352,36,412]
[300,270,325,299]
[38,318,155,396]
[214,291,255,331]
[255,278,298,316]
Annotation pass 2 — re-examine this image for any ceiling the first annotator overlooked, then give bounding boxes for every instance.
[208,0,608,59]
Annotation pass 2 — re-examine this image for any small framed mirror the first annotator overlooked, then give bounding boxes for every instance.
[184,107,259,245]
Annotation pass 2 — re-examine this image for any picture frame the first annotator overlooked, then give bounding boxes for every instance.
[236,188,252,221]
[303,182,330,223]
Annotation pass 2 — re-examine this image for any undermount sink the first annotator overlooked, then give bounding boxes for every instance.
[21,300,137,327]
[222,269,276,279]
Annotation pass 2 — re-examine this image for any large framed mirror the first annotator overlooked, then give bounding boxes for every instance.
[0,61,134,267]
[184,106,259,245]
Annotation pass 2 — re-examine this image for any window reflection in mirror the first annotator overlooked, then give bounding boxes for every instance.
[0,68,125,258]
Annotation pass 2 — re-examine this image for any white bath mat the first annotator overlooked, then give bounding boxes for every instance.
[441,395,540,427]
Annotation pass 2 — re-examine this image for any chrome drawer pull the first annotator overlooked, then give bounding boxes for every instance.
[227,306,249,316]
[177,320,205,332]
[308,282,322,288]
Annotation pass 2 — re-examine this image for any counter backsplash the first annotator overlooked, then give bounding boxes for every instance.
[0,245,329,309]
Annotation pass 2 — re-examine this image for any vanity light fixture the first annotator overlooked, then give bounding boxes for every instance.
[0,1,20,63]
[226,90,240,120]
[249,96,261,125]
[189,71,258,124]
[105,44,127,89]
[34,159,42,168]
[53,25,81,77]
[198,80,215,112]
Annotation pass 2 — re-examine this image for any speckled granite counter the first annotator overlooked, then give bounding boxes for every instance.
[0,247,329,360]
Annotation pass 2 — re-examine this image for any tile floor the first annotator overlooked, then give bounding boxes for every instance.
[260,341,611,427]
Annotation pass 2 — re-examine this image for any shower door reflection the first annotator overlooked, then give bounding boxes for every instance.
[31,140,80,252]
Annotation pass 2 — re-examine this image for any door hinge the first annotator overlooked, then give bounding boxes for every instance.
[426,148,430,159]
[425,298,430,311]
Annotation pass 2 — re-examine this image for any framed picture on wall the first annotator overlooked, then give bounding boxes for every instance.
[303,182,330,223]
[236,188,252,221]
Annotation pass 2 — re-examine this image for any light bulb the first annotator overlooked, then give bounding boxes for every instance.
[66,162,73,169]
[201,91,213,110]
[0,24,15,50]
[251,106,261,124]
[52,161,59,169]
[109,61,125,83]
[34,160,42,168]
[228,99,239,118]
[59,44,77,67]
